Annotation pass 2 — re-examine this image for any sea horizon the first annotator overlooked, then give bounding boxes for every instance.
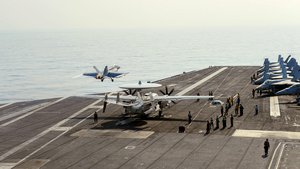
[1,28,299,103]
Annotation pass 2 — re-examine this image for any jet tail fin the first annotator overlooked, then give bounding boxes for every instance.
[285,55,291,63]
[292,65,300,81]
[93,66,101,74]
[282,64,288,79]
[278,55,282,62]
[103,66,109,76]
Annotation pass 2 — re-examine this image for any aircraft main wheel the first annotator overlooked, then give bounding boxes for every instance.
[140,113,149,119]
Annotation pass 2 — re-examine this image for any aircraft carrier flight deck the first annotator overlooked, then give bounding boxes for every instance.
[0,66,300,169]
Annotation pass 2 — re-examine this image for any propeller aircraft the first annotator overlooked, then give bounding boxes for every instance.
[90,81,217,118]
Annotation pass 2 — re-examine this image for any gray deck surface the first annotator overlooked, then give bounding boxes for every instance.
[0,66,300,169]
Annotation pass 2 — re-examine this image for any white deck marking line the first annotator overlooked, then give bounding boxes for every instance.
[268,142,300,169]
[0,97,68,127]
[270,96,280,117]
[176,67,228,96]
[51,126,72,131]
[268,142,282,169]
[2,99,103,169]
[0,103,13,109]
[275,142,286,169]
[232,129,300,140]
[0,98,101,163]
[0,102,50,123]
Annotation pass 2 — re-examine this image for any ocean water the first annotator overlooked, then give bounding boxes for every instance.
[1,28,300,103]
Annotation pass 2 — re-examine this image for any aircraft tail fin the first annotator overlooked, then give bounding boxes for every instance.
[285,55,291,63]
[103,66,109,76]
[93,66,101,74]
[292,65,300,81]
[263,58,270,66]
[282,64,288,79]
[291,64,298,76]
[278,55,282,62]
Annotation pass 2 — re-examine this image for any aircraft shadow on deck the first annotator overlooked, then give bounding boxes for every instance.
[92,119,148,131]
[71,116,206,130]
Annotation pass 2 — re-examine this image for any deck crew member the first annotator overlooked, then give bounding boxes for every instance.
[235,104,239,116]
[264,139,270,157]
[237,96,240,105]
[210,117,214,129]
[230,114,233,128]
[222,116,226,129]
[188,111,192,124]
[221,106,224,117]
[215,116,219,130]
[239,104,244,116]
[94,111,98,123]
[206,120,210,134]
[255,105,259,115]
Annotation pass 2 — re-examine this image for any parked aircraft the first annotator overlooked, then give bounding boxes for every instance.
[255,56,296,85]
[90,81,216,117]
[276,83,300,95]
[256,64,300,92]
[83,65,127,82]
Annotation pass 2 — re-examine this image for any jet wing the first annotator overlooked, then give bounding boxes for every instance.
[82,72,98,78]
[86,94,137,101]
[272,80,298,86]
[153,95,213,101]
[105,99,139,106]
[271,75,292,80]
[106,72,128,78]
[84,94,139,106]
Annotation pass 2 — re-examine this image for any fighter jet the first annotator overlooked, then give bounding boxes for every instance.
[276,83,300,95]
[83,65,128,82]
[255,56,296,85]
[256,64,300,92]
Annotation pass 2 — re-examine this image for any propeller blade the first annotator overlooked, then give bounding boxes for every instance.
[168,88,175,95]
[103,101,107,113]
[165,86,168,95]
[131,90,137,96]
[124,90,129,95]
[159,90,166,95]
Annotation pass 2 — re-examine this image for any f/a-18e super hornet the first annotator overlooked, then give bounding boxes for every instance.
[255,56,300,93]
[83,65,128,82]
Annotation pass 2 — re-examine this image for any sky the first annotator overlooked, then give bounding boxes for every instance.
[0,0,300,30]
